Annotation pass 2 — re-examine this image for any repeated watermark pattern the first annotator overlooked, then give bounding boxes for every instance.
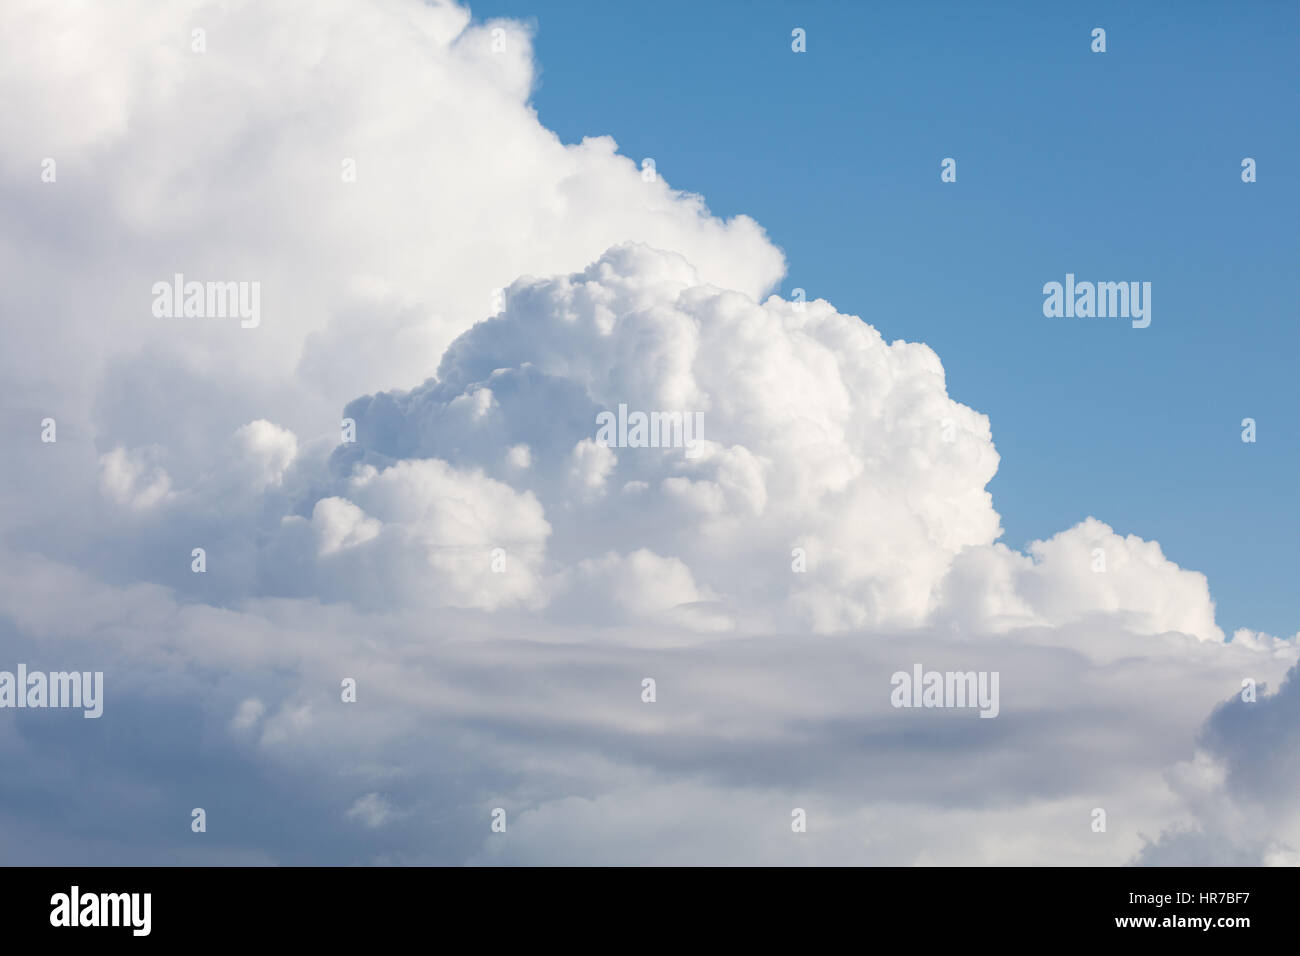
[4,3,1293,889]
[0,665,103,718]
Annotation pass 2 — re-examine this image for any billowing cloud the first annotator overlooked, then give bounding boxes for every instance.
[0,0,782,459]
[333,243,1002,632]
[0,0,1292,867]
[1135,661,1300,865]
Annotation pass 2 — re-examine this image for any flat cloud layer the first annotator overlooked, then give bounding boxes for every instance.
[0,0,1294,864]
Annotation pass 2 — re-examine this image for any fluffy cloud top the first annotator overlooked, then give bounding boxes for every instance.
[332,242,1001,630]
[321,244,1222,641]
[0,0,781,449]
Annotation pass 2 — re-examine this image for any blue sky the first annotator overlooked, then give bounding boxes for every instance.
[471,0,1300,636]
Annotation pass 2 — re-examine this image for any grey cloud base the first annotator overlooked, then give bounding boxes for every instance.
[0,550,1296,865]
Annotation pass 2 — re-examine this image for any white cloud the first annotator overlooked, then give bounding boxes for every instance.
[938,518,1224,643]
[309,497,382,557]
[567,438,616,493]
[288,458,551,611]
[346,793,396,829]
[0,0,782,457]
[342,244,1002,632]
[0,0,1292,867]
[506,444,532,470]
[230,697,266,732]
[97,445,174,510]
[232,420,299,490]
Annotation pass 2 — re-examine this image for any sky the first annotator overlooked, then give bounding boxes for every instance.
[0,0,1297,867]
[469,0,1300,636]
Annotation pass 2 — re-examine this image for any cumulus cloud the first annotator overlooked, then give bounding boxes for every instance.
[232,420,299,490]
[938,518,1224,643]
[290,457,551,611]
[346,793,397,829]
[325,245,1225,644]
[98,445,174,510]
[334,243,1002,632]
[0,0,782,458]
[1134,660,1300,865]
[0,0,1292,867]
